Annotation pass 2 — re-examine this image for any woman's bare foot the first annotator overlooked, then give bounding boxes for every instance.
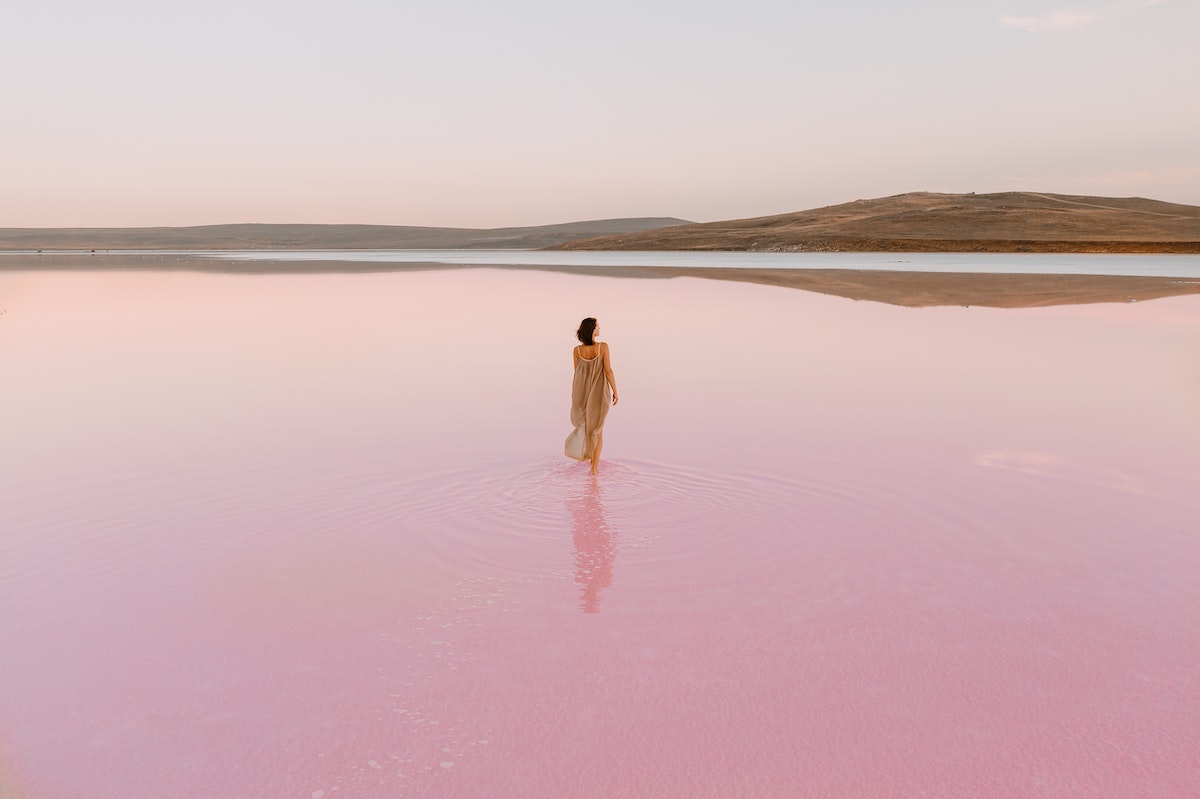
[590,434,603,475]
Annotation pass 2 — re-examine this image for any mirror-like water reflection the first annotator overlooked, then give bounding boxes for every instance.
[1,265,1197,798]
[569,477,616,614]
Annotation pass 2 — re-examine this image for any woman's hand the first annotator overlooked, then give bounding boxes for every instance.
[612,390,620,406]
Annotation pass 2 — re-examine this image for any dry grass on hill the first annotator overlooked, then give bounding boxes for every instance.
[0,218,691,251]
[553,192,1200,253]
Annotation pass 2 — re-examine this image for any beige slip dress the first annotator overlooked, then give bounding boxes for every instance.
[564,348,610,461]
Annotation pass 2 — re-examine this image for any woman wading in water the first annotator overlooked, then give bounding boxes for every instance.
[565,317,619,474]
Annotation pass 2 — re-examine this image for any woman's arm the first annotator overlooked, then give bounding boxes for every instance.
[572,345,580,369]
[601,342,619,405]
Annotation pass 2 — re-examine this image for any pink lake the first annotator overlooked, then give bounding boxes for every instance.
[0,265,1198,798]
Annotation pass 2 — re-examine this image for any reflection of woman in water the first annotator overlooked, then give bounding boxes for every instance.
[569,478,616,614]
[565,317,619,475]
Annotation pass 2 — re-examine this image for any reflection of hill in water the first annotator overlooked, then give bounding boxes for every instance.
[498,263,1200,308]
[535,265,1200,308]
[3,252,1198,308]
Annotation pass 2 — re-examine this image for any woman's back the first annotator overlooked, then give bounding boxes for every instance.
[573,343,604,363]
[567,318,618,474]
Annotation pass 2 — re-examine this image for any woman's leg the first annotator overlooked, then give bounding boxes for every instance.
[590,432,603,474]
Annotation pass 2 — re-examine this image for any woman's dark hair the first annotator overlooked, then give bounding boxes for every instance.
[576,317,597,346]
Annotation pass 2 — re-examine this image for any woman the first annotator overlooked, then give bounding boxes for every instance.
[565,317,619,474]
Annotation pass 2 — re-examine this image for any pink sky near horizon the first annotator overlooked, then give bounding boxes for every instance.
[2,0,1198,229]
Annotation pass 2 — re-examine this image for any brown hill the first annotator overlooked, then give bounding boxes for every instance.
[0,218,691,251]
[552,192,1200,253]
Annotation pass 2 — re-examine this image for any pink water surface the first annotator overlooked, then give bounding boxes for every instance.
[1,266,1198,798]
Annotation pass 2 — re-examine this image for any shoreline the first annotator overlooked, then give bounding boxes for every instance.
[3,252,1199,308]
[553,238,1200,254]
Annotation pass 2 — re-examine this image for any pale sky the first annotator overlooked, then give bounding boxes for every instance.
[3,0,1197,228]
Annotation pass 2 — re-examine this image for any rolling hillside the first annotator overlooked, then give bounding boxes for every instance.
[0,217,690,251]
[552,192,1200,252]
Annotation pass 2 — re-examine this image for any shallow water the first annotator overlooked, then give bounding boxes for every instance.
[1,267,1198,797]
[215,248,1200,278]
[16,248,1200,277]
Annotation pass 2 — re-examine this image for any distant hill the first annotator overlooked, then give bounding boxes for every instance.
[552,192,1200,253]
[0,217,691,251]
